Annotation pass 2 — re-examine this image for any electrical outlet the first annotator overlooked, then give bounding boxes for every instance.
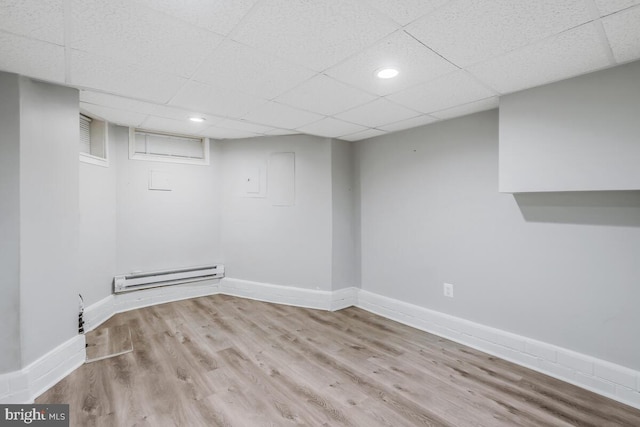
[444,283,454,298]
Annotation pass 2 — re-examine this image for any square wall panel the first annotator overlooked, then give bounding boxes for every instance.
[243,101,324,129]
[192,40,316,100]
[335,98,420,128]
[132,0,259,36]
[0,0,64,45]
[0,33,65,83]
[326,30,458,96]
[170,81,266,118]
[231,0,398,71]
[69,50,187,104]
[602,6,640,64]
[275,74,376,116]
[467,23,612,94]
[407,0,593,67]
[388,70,495,113]
[69,0,223,78]
[362,0,450,26]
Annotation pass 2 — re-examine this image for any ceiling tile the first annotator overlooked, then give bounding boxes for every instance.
[243,102,324,129]
[231,0,398,71]
[263,128,300,136]
[602,6,640,63]
[407,0,593,67]
[0,0,64,45]
[80,102,147,127]
[80,91,159,115]
[467,23,612,94]
[362,0,449,26]
[139,115,211,136]
[69,0,223,78]
[199,126,261,140]
[340,128,386,141]
[215,119,274,134]
[593,0,640,16]
[192,40,315,100]
[378,115,438,132]
[169,81,266,118]
[149,104,223,124]
[335,98,420,128]
[0,33,65,83]
[326,30,458,96]
[69,50,187,104]
[297,117,367,138]
[132,0,259,36]
[275,75,377,116]
[430,97,499,120]
[388,70,495,113]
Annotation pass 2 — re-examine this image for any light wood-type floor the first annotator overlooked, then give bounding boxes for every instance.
[37,294,640,426]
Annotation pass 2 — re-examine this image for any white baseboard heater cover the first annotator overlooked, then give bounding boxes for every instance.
[114,264,224,293]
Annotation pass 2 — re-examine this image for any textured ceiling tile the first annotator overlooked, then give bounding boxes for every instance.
[149,104,224,123]
[242,101,324,129]
[0,0,64,44]
[139,115,211,136]
[231,0,397,71]
[326,30,458,96]
[297,117,367,138]
[378,114,438,132]
[80,102,147,127]
[362,0,449,26]
[407,0,593,67]
[69,0,223,78]
[192,40,315,100]
[0,33,65,82]
[215,119,274,134]
[199,126,261,140]
[133,0,259,36]
[467,23,612,94]
[593,0,640,16]
[80,91,160,115]
[169,81,266,118]
[340,128,386,141]
[335,98,420,128]
[275,74,377,116]
[69,50,187,104]
[430,97,499,120]
[602,6,640,63]
[387,71,495,113]
[263,128,300,136]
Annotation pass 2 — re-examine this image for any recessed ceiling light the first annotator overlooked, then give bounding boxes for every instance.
[376,68,399,79]
[189,116,206,123]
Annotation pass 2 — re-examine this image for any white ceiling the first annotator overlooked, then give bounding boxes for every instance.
[1,0,639,141]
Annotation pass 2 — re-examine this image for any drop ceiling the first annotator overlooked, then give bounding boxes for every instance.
[1,0,639,141]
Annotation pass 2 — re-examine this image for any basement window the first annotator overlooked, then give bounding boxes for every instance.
[79,113,109,167]
[129,128,210,165]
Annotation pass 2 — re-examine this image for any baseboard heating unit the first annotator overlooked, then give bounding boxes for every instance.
[114,265,224,293]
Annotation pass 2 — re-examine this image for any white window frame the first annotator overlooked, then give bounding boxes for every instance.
[79,113,109,168]
[128,128,210,166]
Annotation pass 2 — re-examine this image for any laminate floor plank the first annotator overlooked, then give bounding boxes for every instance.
[36,295,640,426]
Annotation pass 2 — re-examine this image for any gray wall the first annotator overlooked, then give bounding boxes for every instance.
[500,60,640,193]
[357,110,640,370]
[18,78,80,366]
[221,135,332,290]
[77,124,117,306]
[331,139,358,290]
[0,72,22,373]
[114,127,222,275]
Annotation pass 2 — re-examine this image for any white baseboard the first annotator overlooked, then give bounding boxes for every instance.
[25,279,640,411]
[0,334,85,404]
[356,290,640,410]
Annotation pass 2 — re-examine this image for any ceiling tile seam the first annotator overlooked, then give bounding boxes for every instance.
[131,3,228,40]
[430,96,498,116]
[403,29,464,70]
[0,27,65,48]
[62,0,73,84]
[598,2,640,18]
[591,19,618,66]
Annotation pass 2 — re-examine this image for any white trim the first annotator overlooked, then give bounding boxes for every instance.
[79,113,109,167]
[79,152,109,167]
[19,281,640,411]
[356,290,640,411]
[0,335,85,404]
